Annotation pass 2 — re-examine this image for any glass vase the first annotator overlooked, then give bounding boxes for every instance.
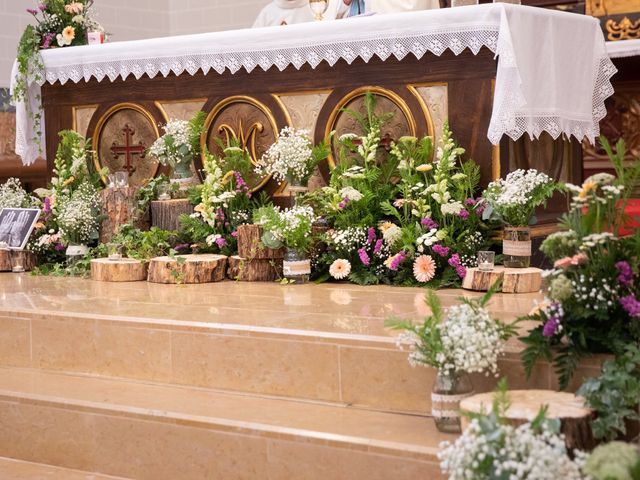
[282,248,311,284]
[286,177,309,207]
[172,159,193,180]
[503,226,532,268]
[431,370,474,433]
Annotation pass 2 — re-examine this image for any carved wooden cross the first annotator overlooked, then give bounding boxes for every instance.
[110,124,146,176]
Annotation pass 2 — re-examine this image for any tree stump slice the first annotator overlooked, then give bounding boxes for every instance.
[460,390,595,451]
[91,258,148,282]
[227,255,282,282]
[99,187,148,243]
[0,250,11,271]
[237,224,285,260]
[150,199,194,232]
[147,254,228,284]
[462,266,542,294]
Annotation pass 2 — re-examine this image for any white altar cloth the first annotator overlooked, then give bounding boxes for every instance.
[607,39,640,59]
[11,3,615,166]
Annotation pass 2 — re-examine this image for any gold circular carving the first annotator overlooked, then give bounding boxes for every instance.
[324,86,418,168]
[92,103,160,186]
[201,96,280,191]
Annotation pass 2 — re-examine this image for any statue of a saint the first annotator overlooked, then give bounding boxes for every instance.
[253,0,314,27]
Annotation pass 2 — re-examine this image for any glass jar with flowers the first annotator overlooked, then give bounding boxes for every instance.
[148,111,206,186]
[56,181,99,263]
[387,284,516,433]
[482,169,557,268]
[256,127,327,203]
[253,204,316,284]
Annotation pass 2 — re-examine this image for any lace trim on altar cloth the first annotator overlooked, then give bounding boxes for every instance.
[42,28,501,85]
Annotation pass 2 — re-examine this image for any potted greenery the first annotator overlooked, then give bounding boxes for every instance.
[387,284,516,433]
[253,204,315,284]
[148,111,206,185]
[482,169,556,268]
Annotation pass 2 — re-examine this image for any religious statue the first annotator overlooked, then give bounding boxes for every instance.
[253,0,314,27]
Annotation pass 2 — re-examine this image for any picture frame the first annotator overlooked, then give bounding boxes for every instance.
[0,208,41,251]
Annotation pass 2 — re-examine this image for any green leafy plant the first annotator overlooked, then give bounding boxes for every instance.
[577,345,640,442]
[584,442,640,480]
[134,175,175,217]
[253,204,315,252]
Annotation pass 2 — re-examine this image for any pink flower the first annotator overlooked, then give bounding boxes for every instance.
[367,227,376,244]
[432,244,450,257]
[553,257,573,270]
[571,253,588,266]
[373,239,383,255]
[64,2,84,14]
[413,255,436,283]
[458,209,469,220]
[215,237,227,248]
[357,248,370,266]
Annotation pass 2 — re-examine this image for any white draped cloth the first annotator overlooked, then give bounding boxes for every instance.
[10,3,616,166]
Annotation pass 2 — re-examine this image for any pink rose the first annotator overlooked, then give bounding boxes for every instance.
[571,253,588,266]
[553,257,573,270]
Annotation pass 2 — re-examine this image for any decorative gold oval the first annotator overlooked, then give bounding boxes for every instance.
[324,86,418,169]
[92,102,161,184]
[201,95,280,192]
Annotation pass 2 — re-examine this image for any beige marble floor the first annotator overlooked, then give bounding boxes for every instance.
[0,274,542,338]
[0,456,128,479]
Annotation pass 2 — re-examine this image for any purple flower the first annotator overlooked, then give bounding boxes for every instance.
[338,197,351,209]
[458,209,469,220]
[26,8,38,15]
[616,261,634,287]
[464,198,476,206]
[41,32,55,49]
[174,243,190,252]
[215,237,227,248]
[54,243,65,252]
[38,4,47,11]
[367,227,376,244]
[620,295,640,318]
[389,251,406,271]
[455,265,467,279]
[542,316,560,337]
[432,244,450,257]
[421,217,438,230]
[231,231,238,238]
[448,253,462,268]
[43,196,51,214]
[475,199,486,216]
[234,172,249,193]
[358,247,370,266]
[373,239,383,255]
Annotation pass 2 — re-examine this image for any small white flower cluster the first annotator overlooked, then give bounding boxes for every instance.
[0,178,31,210]
[57,183,99,244]
[486,169,553,208]
[329,227,368,252]
[340,166,366,180]
[570,274,616,312]
[338,186,363,202]
[441,201,464,216]
[258,205,316,243]
[149,119,193,166]
[439,418,586,480]
[580,232,616,249]
[438,303,505,376]
[257,127,313,183]
[416,228,441,252]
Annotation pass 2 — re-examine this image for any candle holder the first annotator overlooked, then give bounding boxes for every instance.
[309,0,328,20]
[477,251,495,272]
[107,173,117,189]
[11,254,25,273]
[115,171,129,188]
[157,183,172,201]
[107,243,123,261]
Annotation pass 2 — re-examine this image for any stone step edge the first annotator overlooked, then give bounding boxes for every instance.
[0,368,446,463]
[0,456,130,479]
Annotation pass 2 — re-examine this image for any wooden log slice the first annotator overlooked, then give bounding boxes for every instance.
[462,266,542,294]
[91,258,149,282]
[460,390,595,451]
[147,254,228,284]
[237,224,285,260]
[227,255,282,282]
[0,250,11,271]
[150,199,194,232]
[99,187,144,243]
[8,251,37,272]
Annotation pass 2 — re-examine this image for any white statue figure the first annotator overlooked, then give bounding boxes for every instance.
[330,0,439,18]
[253,0,314,27]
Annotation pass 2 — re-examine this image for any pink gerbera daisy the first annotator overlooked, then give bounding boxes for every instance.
[413,255,436,283]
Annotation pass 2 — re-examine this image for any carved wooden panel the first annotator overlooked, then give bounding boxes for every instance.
[157,100,206,122]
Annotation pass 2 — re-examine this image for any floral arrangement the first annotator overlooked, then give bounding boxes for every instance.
[253,204,316,252]
[388,285,516,377]
[520,138,640,389]
[483,169,557,226]
[438,383,587,480]
[310,99,489,287]
[0,178,34,210]
[583,442,640,480]
[56,181,99,245]
[13,1,104,151]
[148,112,206,177]
[256,126,326,186]
[180,142,264,255]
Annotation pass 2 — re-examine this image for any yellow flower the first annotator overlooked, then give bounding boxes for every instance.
[62,26,75,42]
[222,170,235,185]
[378,221,394,233]
[416,164,433,172]
[194,203,205,213]
[62,176,75,187]
[579,180,597,199]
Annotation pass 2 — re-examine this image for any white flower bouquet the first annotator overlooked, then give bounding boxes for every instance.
[0,178,33,210]
[253,204,316,252]
[56,182,99,245]
[482,169,557,226]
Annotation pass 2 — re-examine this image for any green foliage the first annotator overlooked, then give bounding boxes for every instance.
[577,345,640,441]
[134,175,175,216]
[585,442,640,480]
[99,225,176,261]
[253,205,314,252]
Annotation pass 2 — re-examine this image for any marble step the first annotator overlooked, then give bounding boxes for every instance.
[0,276,598,416]
[0,367,452,480]
[0,456,129,479]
